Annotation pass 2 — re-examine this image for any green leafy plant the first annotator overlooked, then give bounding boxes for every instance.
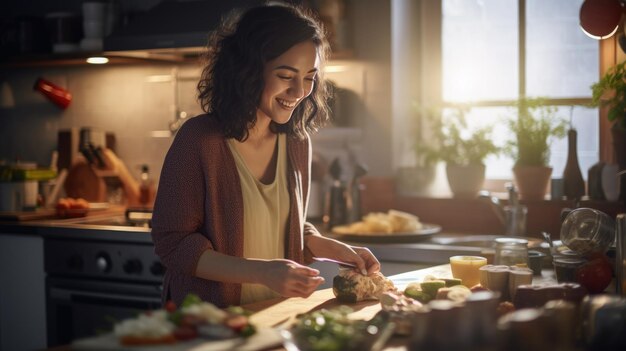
[504,97,568,167]
[413,105,500,167]
[591,60,626,129]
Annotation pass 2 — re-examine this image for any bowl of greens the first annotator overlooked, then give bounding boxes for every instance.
[281,306,394,351]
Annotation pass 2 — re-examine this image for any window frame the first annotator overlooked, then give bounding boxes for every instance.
[436,0,606,189]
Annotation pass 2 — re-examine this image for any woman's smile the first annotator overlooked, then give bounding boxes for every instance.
[276,98,298,109]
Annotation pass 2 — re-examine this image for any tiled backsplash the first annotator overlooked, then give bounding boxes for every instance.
[0,62,203,184]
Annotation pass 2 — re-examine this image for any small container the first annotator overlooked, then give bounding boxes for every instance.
[553,256,586,283]
[494,238,529,266]
[527,250,546,275]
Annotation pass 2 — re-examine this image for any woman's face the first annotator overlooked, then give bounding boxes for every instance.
[258,40,320,125]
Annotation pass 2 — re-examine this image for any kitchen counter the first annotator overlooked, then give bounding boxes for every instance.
[0,207,152,243]
[60,264,562,351]
[0,213,551,266]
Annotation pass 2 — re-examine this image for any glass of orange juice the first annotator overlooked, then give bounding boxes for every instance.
[449,255,488,287]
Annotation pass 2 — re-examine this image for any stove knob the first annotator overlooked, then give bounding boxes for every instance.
[67,255,84,271]
[150,261,165,276]
[123,259,143,275]
[95,252,112,273]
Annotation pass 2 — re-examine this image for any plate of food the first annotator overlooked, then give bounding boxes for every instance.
[330,209,441,243]
[71,294,282,351]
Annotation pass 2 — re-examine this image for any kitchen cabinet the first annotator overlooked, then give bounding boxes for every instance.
[0,234,47,351]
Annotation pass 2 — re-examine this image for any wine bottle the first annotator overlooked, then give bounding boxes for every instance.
[562,128,585,200]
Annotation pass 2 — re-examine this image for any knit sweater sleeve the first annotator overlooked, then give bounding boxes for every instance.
[151,118,213,275]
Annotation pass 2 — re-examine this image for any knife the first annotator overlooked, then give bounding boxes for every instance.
[312,257,357,269]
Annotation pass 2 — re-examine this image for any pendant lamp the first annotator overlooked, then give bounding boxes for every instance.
[579,0,623,39]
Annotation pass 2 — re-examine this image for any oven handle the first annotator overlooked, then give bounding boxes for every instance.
[49,287,162,305]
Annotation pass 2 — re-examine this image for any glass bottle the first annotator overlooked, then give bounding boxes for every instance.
[139,164,154,208]
[494,237,529,266]
[562,128,585,200]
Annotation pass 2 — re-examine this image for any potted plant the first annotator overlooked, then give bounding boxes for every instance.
[590,61,626,203]
[413,105,500,198]
[504,97,568,200]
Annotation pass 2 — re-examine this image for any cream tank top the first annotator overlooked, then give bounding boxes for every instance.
[227,133,290,305]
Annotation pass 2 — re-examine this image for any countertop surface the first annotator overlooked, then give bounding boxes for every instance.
[0,211,550,262]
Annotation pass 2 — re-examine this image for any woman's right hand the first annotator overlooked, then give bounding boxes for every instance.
[261,259,325,298]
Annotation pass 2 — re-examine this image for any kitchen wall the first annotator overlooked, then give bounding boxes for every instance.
[0,0,394,186]
[0,62,201,182]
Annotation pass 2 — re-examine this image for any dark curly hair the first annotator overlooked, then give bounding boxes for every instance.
[197,2,331,141]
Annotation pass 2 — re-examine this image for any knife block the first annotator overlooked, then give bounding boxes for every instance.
[64,161,125,203]
[57,128,116,171]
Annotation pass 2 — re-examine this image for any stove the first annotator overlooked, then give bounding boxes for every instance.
[44,209,164,347]
[44,237,164,283]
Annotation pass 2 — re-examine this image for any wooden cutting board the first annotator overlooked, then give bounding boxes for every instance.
[64,161,107,202]
[245,264,452,328]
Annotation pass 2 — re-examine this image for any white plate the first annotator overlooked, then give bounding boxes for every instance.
[331,223,442,243]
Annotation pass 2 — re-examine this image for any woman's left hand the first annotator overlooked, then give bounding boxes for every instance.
[307,236,380,275]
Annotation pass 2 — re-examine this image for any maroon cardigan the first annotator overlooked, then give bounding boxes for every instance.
[151,114,319,307]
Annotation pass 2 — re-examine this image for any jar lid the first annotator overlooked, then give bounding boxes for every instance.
[495,237,528,245]
[553,257,587,267]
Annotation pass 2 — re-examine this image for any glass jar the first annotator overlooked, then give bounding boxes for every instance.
[494,237,529,266]
[560,208,615,257]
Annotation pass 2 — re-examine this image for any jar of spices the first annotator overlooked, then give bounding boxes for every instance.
[494,238,529,266]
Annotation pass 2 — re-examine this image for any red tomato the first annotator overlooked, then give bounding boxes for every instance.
[575,256,613,294]
[225,315,248,333]
[164,300,177,313]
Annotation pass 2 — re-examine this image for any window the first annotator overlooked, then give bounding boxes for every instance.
[441,0,599,180]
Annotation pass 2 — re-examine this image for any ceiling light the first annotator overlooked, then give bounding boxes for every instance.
[86,57,109,64]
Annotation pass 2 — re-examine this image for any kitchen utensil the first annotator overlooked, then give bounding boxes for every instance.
[542,231,557,257]
[345,162,368,223]
[324,158,347,230]
[312,257,357,269]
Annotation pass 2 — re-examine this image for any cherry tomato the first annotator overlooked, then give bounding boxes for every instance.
[225,315,248,333]
[575,255,613,294]
[164,300,177,313]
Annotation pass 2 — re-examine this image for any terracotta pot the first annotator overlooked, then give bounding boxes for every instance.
[513,166,552,201]
[446,163,486,198]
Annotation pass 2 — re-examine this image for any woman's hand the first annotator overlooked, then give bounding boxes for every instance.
[260,259,325,298]
[306,236,381,276]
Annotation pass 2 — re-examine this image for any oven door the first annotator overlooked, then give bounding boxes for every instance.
[46,277,162,347]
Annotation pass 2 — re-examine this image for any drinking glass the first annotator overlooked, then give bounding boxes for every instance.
[449,256,488,287]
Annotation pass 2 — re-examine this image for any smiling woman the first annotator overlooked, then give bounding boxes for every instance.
[151,2,382,309]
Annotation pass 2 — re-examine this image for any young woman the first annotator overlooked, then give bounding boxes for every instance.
[151,2,380,308]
